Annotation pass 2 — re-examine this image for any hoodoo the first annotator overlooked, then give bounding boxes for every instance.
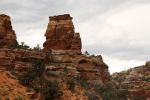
[0,14,17,47]
[43,14,82,54]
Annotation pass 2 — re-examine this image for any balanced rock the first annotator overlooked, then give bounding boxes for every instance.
[0,14,17,47]
[43,14,82,54]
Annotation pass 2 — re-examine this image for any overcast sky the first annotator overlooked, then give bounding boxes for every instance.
[1,0,150,73]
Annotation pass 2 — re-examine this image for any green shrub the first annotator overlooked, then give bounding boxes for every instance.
[80,79,89,90]
[34,78,63,100]
[64,67,68,74]
[18,60,45,86]
[95,84,118,100]
[15,42,30,49]
[33,44,41,51]
[67,76,76,91]
[17,59,62,100]
[85,92,99,100]
[18,69,36,86]
[32,60,45,77]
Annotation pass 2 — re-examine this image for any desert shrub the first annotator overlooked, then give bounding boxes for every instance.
[18,69,36,86]
[15,42,30,49]
[64,67,68,74]
[142,76,150,82]
[67,76,76,91]
[17,59,62,100]
[33,44,41,51]
[85,51,90,55]
[95,84,118,100]
[80,79,89,90]
[85,92,99,100]
[34,78,63,100]
[18,60,45,86]
[117,89,128,100]
[32,60,45,77]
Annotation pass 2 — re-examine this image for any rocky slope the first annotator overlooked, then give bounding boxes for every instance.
[112,61,150,100]
[0,14,111,100]
[0,70,30,100]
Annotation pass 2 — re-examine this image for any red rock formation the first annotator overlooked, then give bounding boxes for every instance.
[112,62,150,100]
[43,14,82,54]
[0,14,17,47]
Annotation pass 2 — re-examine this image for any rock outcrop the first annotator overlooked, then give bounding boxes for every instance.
[0,14,17,47]
[112,61,150,100]
[43,14,82,54]
[0,14,112,100]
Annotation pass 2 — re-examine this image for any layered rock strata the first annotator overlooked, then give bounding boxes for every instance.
[43,14,82,54]
[0,14,17,47]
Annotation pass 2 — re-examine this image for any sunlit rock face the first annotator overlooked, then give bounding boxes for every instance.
[0,14,17,47]
[43,14,82,54]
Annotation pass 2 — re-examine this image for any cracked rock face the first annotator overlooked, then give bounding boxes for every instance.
[43,14,82,54]
[0,14,17,47]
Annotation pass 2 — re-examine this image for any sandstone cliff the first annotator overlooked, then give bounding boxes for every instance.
[0,14,111,100]
[0,14,17,47]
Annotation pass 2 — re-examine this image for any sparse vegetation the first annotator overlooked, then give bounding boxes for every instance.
[85,92,99,100]
[33,78,63,100]
[94,84,118,100]
[33,44,41,51]
[80,79,89,90]
[64,66,68,74]
[12,42,30,49]
[17,59,62,100]
[67,76,76,91]
[85,51,90,55]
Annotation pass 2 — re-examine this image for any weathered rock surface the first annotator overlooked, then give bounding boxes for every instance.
[0,14,112,100]
[0,48,46,73]
[43,14,82,54]
[0,14,17,47]
[112,61,150,100]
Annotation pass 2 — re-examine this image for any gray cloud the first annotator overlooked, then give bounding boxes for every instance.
[0,0,150,72]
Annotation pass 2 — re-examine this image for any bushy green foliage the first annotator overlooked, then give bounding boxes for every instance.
[18,69,36,86]
[17,60,62,100]
[33,44,41,51]
[64,67,68,74]
[34,78,63,100]
[15,42,30,49]
[95,84,118,100]
[142,76,150,82]
[80,79,89,90]
[67,76,76,91]
[32,60,45,77]
[85,92,99,100]
[18,60,45,86]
